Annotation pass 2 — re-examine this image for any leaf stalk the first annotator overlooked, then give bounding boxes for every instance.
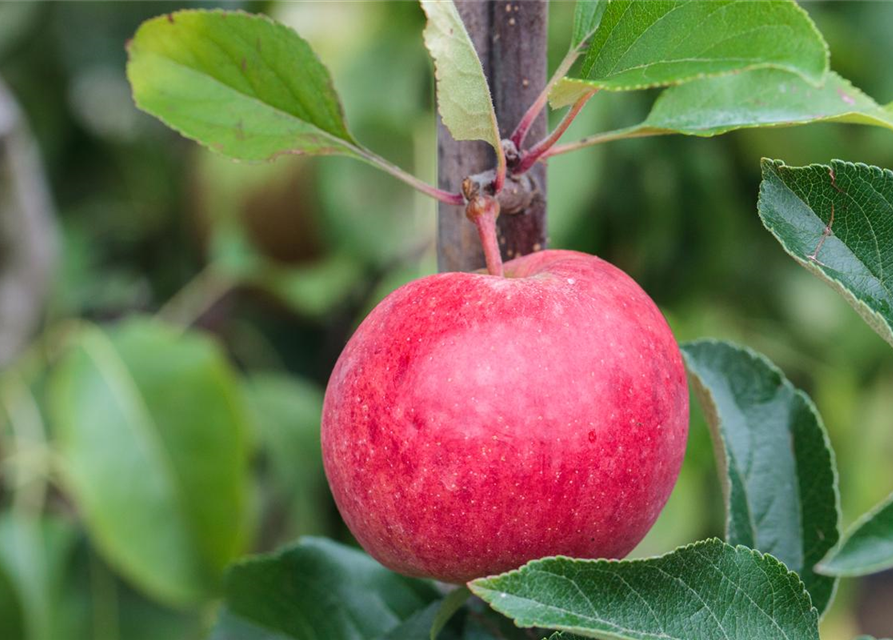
[515,89,596,174]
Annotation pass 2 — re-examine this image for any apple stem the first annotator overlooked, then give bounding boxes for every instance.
[473,206,503,277]
[463,179,504,277]
[514,89,597,174]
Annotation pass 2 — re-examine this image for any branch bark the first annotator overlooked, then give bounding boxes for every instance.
[436,0,548,273]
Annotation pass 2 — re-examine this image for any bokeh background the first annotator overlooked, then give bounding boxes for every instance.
[1,1,892,639]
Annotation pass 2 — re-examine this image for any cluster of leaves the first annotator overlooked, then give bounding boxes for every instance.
[125,0,892,191]
[2,1,893,640]
[0,314,332,637]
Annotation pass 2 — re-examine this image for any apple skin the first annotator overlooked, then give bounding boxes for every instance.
[321,249,688,583]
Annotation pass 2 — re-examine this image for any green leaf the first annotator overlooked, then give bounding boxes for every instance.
[380,602,446,640]
[681,340,840,615]
[594,70,893,140]
[251,252,365,319]
[127,10,361,162]
[0,560,22,640]
[0,514,77,640]
[572,1,608,49]
[242,373,329,536]
[469,538,819,640]
[420,0,501,151]
[50,319,249,606]
[816,490,893,577]
[758,159,893,348]
[553,0,828,104]
[430,587,470,640]
[461,598,534,640]
[210,537,442,640]
[0,1,41,61]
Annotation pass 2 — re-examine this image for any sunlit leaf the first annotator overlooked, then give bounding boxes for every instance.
[571,0,608,49]
[553,0,828,104]
[590,70,893,140]
[128,10,360,161]
[419,0,500,151]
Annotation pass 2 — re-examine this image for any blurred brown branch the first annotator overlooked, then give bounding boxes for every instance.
[0,77,57,366]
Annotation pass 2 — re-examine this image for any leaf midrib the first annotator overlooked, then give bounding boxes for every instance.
[597,0,817,84]
[77,329,201,581]
[134,48,358,156]
[769,163,893,307]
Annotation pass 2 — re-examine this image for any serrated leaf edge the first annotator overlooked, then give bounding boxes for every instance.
[757,158,893,349]
[680,338,842,615]
[816,490,893,577]
[469,538,819,640]
[419,0,501,150]
[126,9,360,163]
[556,0,830,100]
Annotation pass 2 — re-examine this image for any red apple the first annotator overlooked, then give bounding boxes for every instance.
[321,249,688,583]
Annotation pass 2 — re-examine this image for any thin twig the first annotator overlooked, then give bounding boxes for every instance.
[515,89,596,174]
[356,147,465,206]
[156,264,234,329]
[509,48,581,150]
[542,127,667,159]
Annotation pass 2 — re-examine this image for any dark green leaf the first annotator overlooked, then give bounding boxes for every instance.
[127,10,360,162]
[419,0,500,152]
[0,1,41,61]
[430,587,470,640]
[50,318,249,606]
[470,539,819,640]
[380,602,444,640]
[571,1,608,49]
[594,70,893,140]
[0,561,23,640]
[242,373,330,537]
[554,0,828,103]
[0,514,77,640]
[210,537,441,640]
[681,340,840,615]
[817,490,893,577]
[758,159,893,348]
[461,598,535,640]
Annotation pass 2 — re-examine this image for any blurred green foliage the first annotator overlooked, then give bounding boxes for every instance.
[0,2,891,639]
